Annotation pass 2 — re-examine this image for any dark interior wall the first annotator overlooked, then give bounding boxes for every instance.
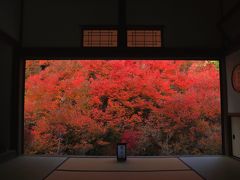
[220,0,240,49]
[127,0,222,48]
[226,49,240,113]
[0,0,21,154]
[23,0,223,48]
[222,0,240,16]
[23,0,118,47]
[223,0,240,152]
[0,0,21,40]
[222,0,240,114]
[0,42,14,153]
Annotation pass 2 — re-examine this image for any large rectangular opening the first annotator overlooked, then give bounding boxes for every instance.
[24,60,222,155]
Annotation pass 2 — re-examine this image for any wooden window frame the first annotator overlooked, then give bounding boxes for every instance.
[80,25,164,48]
[125,26,165,48]
[81,26,119,48]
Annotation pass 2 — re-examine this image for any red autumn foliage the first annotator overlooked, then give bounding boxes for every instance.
[24,60,221,155]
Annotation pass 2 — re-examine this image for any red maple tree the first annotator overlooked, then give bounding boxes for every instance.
[24,60,221,155]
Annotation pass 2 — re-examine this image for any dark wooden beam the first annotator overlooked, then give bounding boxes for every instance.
[21,47,224,60]
[220,58,231,155]
[228,113,240,117]
[118,0,126,48]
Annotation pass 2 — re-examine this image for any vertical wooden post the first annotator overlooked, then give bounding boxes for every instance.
[118,0,126,48]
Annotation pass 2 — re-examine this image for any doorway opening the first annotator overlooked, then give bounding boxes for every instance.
[24,60,222,156]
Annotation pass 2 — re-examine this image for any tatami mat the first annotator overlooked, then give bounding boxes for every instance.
[0,156,66,180]
[180,156,240,180]
[58,157,190,171]
[46,171,202,180]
